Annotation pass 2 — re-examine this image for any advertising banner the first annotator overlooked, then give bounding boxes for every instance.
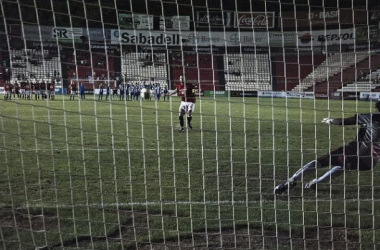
[196,11,233,28]
[11,25,53,41]
[258,91,285,98]
[258,91,314,99]
[230,91,258,97]
[269,32,297,46]
[111,30,182,46]
[235,12,275,29]
[184,31,268,47]
[204,90,228,97]
[285,91,314,99]
[22,25,52,41]
[27,41,59,49]
[280,9,378,28]
[119,13,153,30]
[160,16,190,31]
[355,26,379,42]
[360,92,380,100]
[83,28,111,41]
[52,27,83,42]
[111,29,355,47]
[296,28,355,46]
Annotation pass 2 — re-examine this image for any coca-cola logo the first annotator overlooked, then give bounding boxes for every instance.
[236,12,274,28]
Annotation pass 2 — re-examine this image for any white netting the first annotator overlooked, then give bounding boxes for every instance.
[0,0,380,249]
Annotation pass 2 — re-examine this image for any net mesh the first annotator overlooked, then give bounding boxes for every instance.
[0,0,380,249]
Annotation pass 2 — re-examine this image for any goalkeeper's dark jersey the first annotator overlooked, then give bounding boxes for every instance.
[355,113,380,161]
[329,113,380,169]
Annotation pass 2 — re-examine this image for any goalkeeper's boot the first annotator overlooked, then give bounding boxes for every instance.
[179,127,185,133]
[274,181,297,195]
[304,179,317,189]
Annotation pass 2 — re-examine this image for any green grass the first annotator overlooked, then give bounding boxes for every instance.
[1,95,380,249]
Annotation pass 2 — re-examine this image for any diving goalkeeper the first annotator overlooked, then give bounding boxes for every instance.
[275,101,380,195]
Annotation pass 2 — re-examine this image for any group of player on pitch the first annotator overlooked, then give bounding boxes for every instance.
[3,81,56,100]
[4,74,379,192]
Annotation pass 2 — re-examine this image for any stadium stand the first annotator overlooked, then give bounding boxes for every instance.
[337,64,380,93]
[171,52,219,90]
[122,52,167,80]
[337,81,380,93]
[66,49,116,80]
[274,54,326,91]
[293,52,369,92]
[311,53,380,94]
[224,53,271,91]
[10,49,61,82]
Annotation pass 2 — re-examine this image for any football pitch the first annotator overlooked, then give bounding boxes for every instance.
[1,96,380,249]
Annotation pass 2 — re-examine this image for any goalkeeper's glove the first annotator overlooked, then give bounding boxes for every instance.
[321,118,334,124]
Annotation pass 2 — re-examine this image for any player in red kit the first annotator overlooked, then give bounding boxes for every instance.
[4,82,10,100]
[170,75,198,132]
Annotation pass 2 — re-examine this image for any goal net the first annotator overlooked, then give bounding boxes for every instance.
[0,0,379,249]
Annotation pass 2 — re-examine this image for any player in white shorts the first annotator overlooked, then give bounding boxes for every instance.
[19,82,25,99]
[25,82,31,100]
[170,75,198,132]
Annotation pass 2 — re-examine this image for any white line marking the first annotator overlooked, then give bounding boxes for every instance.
[0,199,374,209]
[0,148,258,152]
